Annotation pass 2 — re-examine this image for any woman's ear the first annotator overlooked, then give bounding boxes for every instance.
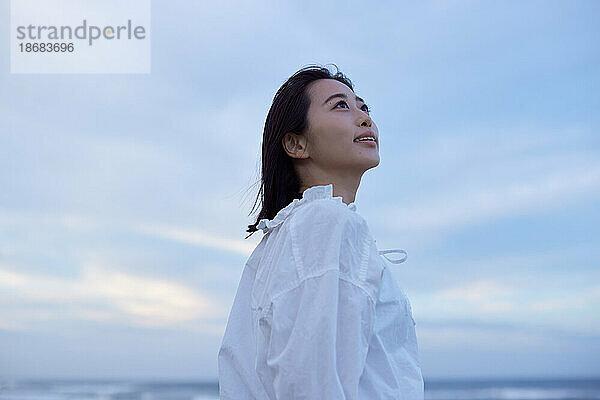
[282,132,309,159]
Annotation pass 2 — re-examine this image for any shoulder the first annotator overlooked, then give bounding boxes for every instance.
[291,197,366,234]
[288,198,375,287]
[290,198,368,254]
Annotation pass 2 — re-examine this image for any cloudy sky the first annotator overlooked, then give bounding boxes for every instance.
[1,0,599,381]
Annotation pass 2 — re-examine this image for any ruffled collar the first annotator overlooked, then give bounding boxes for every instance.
[256,183,356,234]
[256,184,408,266]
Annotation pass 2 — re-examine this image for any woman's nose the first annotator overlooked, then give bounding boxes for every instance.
[359,114,372,127]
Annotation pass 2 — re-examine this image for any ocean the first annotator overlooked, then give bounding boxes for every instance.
[0,377,599,400]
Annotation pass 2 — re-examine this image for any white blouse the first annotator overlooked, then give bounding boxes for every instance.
[218,184,424,399]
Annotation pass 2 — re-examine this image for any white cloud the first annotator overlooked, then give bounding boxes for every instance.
[530,285,600,312]
[381,161,600,232]
[131,221,255,256]
[0,208,256,256]
[438,279,515,302]
[412,275,600,336]
[417,323,571,350]
[422,278,518,316]
[0,263,227,331]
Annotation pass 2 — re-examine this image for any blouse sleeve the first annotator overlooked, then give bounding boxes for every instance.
[264,202,376,399]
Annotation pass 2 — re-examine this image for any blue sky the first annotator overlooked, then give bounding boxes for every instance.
[1,0,599,381]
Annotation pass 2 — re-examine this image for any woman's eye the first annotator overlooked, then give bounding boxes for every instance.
[334,100,370,113]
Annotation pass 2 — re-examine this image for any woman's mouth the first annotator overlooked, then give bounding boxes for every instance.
[354,137,377,147]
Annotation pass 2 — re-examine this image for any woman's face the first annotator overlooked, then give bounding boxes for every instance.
[303,79,380,174]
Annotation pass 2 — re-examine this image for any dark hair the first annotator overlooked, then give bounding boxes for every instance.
[244,63,355,239]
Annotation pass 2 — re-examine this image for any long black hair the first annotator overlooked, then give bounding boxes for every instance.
[245,63,355,239]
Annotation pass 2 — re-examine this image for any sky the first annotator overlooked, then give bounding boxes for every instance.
[1,0,599,382]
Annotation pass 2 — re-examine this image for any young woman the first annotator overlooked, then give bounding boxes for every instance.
[218,64,424,399]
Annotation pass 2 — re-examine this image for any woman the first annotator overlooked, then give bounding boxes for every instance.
[218,64,424,399]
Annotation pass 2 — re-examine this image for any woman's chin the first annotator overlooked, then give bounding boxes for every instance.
[358,155,380,171]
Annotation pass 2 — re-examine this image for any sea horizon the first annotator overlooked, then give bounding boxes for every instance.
[1,375,599,400]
